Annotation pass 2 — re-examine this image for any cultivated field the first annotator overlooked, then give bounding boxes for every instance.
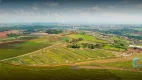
[1,44,116,66]
[0,31,142,80]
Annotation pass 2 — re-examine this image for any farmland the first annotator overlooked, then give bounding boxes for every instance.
[1,44,116,66]
[0,32,123,66]
[0,30,142,80]
[1,62,142,80]
[0,35,61,60]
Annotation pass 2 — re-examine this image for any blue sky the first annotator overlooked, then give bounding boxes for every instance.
[0,0,142,24]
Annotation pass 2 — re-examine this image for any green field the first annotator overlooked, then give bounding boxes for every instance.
[69,34,107,43]
[0,33,129,66]
[1,32,142,80]
[0,35,61,60]
[84,60,133,69]
[0,63,142,80]
[2,45,115,65]
[0,63,121,80]
[69,34,95,41]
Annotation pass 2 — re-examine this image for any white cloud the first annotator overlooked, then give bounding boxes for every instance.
[91,6,103,12]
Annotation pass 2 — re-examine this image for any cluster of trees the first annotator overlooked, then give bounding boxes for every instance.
[82,43,104,49]
[7,33,19,38]
[101,28,142,40]
[67,44,80,48]
[66,38,83,43]
[67,42,104,49]
[46,29,63,34]
[79,31,86,35]
[112,40,128,49]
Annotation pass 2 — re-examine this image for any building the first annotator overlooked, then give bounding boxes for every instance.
[0,32,7,38]
[128,45,142,53]
[129,45,142,49]
[0,30,20,38]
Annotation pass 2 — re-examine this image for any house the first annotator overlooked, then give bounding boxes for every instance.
[0,30,20,38]
[129,45,142,49]
[128,45,142,53]
[0,32,7,38]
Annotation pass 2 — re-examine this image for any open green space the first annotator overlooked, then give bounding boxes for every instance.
[0,31,142,80]
[0,35,62,60]
[0,63,142,80]
[2,45,115,65]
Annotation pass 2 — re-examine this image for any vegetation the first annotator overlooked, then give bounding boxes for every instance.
[0,35,61,60]
[7,33,19,38]
[0,29,142,80]
[46,29,63,34]
[100,28,142,40]
[0,63,124,80]
[2,45,115,65]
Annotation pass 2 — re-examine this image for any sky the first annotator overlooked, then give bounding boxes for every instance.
[0,0,142,24]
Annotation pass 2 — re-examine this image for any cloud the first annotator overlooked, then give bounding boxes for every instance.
[32,7,38,10]
[46,2,59,7]
[91,6,104,12]
[137,4,142,8]
[73,9,82,12]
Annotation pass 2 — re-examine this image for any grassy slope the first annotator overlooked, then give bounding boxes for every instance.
[1,33,142,80]
[0,63,142,80]
[3,46,115,65]
[69,34,107,43]
[0,63,126,80]
[0,35,61,60]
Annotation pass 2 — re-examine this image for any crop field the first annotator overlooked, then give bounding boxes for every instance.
[1,32,142,80]
[0,33,127,66]
[2,44,116,66]
[0,35,61,60]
